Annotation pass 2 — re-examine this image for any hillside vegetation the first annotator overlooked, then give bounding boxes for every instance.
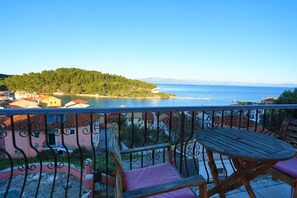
[0,68,173,98]
[0,74,10,79]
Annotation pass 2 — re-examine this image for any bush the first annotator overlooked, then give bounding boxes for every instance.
[275,88,297,118]
[38,150,55,159]
[70,147,93,160]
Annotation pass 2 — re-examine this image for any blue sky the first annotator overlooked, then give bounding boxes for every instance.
[0,0,296,85]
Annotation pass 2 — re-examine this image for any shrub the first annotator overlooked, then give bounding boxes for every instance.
[70,147,93,160]
[38,150,55,159]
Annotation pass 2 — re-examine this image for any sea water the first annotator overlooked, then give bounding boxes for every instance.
[55,84,294,108]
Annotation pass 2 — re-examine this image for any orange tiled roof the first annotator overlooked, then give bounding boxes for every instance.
[72,99,88,104]
[23,97,36,102]
[37,95,51,101]
[4,114,100,130]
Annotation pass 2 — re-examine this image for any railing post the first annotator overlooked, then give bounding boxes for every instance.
[179,112,185,174]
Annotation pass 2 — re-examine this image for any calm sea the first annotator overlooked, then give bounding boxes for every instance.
[55,84,294,108]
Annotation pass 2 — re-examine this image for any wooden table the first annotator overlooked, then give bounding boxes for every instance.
[196,128,296,198]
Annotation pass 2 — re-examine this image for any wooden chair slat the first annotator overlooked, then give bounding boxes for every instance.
[268,117,297,198]
[123,175,206,198]
[108,130,207,198]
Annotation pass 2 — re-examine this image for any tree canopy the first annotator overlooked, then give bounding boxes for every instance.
[274,88,297,118]
[275,88,297,104]
[0,68,173,98]
[0,74,10,80]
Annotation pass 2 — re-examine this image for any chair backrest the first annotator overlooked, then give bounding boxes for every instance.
[279,118,297,148]
[107,130,126,197]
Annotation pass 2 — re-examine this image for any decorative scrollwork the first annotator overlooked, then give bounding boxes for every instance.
[206,115,212,122]
[30,121,41,137]
[122,154,130,163]
[63,121,72,135]
[93,120,100,134]
[249,113,256,128]
[19,122,29,137]
[110,120,117,127]
[28,163,36,171]
[0,123,6,131]
[224,115,231,126]
[47,161,55,169]
[231,114,238,127]
[82,127,90,135]
[152,149,161,161]
[206,123,212,128]
[132,153,139,163]
[0,123,7,139]
[186,141,201,159]
[205,114,212,128]
[194,143,201,158]
[39,151,56,169]
[171,116,179,131]
[193,113,201,130]
[84,158,92,166]
[185,113,192,130]
[17,158,26,171]
[138,118,144,128]
[258,113,265,125]
[213,115,220,127]
[82,119,91,126]
[50,122,61,136]
[162,117,169,127]
[57,161,64,168]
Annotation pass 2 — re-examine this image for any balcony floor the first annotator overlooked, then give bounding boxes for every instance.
[206,174,291,198]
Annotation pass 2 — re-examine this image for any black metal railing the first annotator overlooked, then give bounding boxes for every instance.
[0,104,297,197]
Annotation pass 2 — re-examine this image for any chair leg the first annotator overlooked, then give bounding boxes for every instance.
[293,185,297,198]
[199,182,207,198]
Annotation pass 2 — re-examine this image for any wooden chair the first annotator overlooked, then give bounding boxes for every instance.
[268,118,297,198]
[108,131,207,198]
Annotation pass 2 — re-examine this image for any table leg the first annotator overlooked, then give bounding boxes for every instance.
[207,163,250,196]
[241,175,256,198]
[205,149,276,198]
[217,162,274,196]
[232,159,256,198]
[205,148,225,198]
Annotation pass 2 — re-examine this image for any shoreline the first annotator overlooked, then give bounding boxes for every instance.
[52,92,176,99]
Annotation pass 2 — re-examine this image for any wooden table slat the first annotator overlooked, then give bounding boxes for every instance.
[196,128,296,198]
[197,128,295,161]
[213,128,281,151]
[203,132,270,158]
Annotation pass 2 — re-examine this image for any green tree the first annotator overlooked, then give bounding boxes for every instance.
[1,67,173,98]
[274,88,297,118]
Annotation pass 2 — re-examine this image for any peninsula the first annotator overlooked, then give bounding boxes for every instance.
[0,68,174,99]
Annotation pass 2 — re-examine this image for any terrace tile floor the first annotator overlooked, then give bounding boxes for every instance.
[207,174,292,198]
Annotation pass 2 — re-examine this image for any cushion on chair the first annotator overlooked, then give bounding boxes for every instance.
[124,162,195,198]
[273,157,297,178]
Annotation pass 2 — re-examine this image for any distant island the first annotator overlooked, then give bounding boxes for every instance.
[0,68,174,98]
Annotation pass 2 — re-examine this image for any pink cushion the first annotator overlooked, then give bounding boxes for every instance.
[273,157,297,178]
[124,162,195,198]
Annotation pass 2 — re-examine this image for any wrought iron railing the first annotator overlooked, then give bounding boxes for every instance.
[0,104,297,197]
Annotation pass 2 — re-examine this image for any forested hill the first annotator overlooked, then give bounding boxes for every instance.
[0,68,172,98]
[0,74,10,79]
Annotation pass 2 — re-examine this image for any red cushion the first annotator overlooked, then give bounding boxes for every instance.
[273,157,297,178]
[124,162,195,198]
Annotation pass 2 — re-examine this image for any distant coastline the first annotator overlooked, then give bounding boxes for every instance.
[141,78,297,88]
[52,92,176,99]
[52,84,293,108]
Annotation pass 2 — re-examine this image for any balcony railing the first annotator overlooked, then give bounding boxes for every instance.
[0,104,297,197]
